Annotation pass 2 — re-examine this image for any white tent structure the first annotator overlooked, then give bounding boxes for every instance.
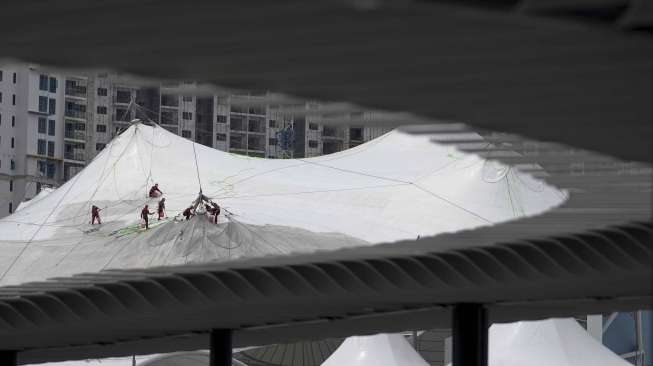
[442,318,632,366]
[322,334,429,366]
[487,318,631,366]
[0,122,564,286]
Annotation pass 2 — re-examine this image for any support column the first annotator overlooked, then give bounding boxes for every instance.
[587,314,603,343]
[444,336,453,366]
[210,329,232,366]
[0,351,17,366]
[453,304,488,366]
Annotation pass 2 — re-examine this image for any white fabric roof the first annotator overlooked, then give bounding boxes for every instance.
[488,318,630,366]
[443,318,631,366]
[0,123,564,286]
[322,334,429,366]
[15,187,54,212]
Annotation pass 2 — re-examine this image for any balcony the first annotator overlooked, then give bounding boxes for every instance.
[323,140,344,154]
[247,135,265,151]
[65,85,87,98]
[349,127,364,141]
[248,106,265,116]
[161,94,179,107]
[160,110,178,125]
[64,151,86,162]
[65,109,87,120]
[229,137,246,150]
[322,126,345,139]
[113,109,132,122]
[230,105,247,114]
[248,119,265,134]
[65,130,86,141]
[113,90,132,104]
[230,118,246,132]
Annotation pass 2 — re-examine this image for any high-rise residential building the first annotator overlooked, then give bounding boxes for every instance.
[0,64,390,218]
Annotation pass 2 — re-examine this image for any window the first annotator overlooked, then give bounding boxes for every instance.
[38,161,46,175]
[269,119,277,128]
[47,141,55,157]
[12,72,17,84]
[116,90,131,103]
[216,115,227,123]
[47,162,56,178]
[309,123,319,130]
[269,138,277,145]
[10,160,15,170]
[181,130,191,138]
[9,180,13,192]
[96,143,106,151]
[216,133,226,141]
[182,112,193,120]
[8,203,12,214]
[0,70,2,81]
[49,98,56,115]
[38,96,48,112]
[115,107,128,121]
[38,117,47,133]
[97,87,108,96]
[48,119,56,136]
[11,137,14,148]
[12,94,16,105]
[0,92,2,103]
[96,106,107,114]
[96,124,107,133]
[39,75,48,90]
[38,139,46,155]
[11,116,15,127]
[182,95,193,102]
[49,77,57,93]
[308,140,318,148]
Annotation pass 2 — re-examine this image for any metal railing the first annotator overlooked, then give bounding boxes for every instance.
[65,130,86,140]
[65,109,87,119]
[64,151,86,161]
[65,86,87,98]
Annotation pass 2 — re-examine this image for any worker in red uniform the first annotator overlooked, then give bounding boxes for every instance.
[149,183,163,198]
[183,206,194,221]
[141,204,154,229]
[91,205,101,225]
[157,198,166,221]
[211,202,221,224]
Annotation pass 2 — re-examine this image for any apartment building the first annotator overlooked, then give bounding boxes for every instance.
[0,64,390,218]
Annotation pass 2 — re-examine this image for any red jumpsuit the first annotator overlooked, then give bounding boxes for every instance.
[183,207,193,221]
[157,199,166,220]
[149,185,163,198]
[211,203,220,224]
[141,206,153,229]
[91,205,101,224]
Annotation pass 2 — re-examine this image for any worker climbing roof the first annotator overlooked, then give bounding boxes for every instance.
[0,122,565,286]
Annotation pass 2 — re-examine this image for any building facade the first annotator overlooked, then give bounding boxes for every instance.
[0,64,390,218]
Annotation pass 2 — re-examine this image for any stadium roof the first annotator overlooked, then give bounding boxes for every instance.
[0,0,651,363]
[0,123,649,364]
